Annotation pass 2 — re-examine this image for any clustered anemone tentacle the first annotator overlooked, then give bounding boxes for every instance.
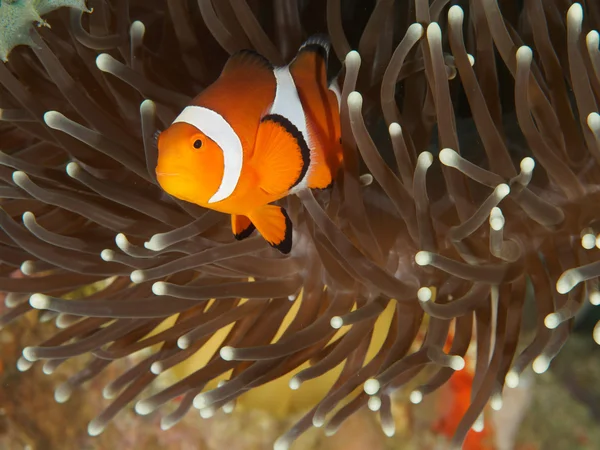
[1,1,600,449]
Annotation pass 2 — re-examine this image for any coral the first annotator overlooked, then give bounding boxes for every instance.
[0,0,89,61]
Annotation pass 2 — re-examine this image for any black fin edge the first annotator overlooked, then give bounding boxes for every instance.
[270,207,293,254]
[224,49,274,73]
[299,34,331,57]
[261,114,310,190]
[234,220,256,241]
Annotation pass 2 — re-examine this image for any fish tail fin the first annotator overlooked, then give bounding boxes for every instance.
[289,34,330,83]
[231,214,256,240]
[247,205,292,254]
[298,34,331,61]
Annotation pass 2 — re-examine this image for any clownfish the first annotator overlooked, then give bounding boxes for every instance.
[155,35,343,254]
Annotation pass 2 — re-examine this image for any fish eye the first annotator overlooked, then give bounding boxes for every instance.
[193,139,203,149]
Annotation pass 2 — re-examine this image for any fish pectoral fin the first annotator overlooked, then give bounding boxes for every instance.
[231,214,256,240]
[248,205,292,254]
[254,115,309,195]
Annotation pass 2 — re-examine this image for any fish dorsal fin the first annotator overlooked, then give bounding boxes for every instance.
[253,114,310,195]
[289,34,331,82]
[220,49,274,79]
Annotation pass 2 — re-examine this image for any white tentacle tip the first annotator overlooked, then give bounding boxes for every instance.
[450,355,465,371]
[330,316,344,329]
[177,336,190,350]
[29,293,50,310]
[544,313,560,329]
[22,211,36,225]
[439,148,458,167]
[588,112,600,131]
[130,20,146,37]
[556,270,580,294]
[130,270,146,284]
[347,91,363,109]
[494,183,510,199]
[100,249,114,261]
[382,422,396,437]
[135,400,154,416]
[489,207,505,231]
[426,22,442,41]
[288,376,301,390]
[344,50,361,66]
[20,261,36,276]
[16,356,33,372]
[144,236,165,251]
[407,22,424,39]
[193,394,208,410]
[448,5,464,23]
[152,281,168,296]
[567,2,583,24]
[417,287,432,302]
[490,394,503,411]
[409,390,423,404]
[66,162,81,178]
[417,151,434,168]
[95,53,113,71]
[115,233,129,249]
[364,378,380,396]
[140,99,156,114]
[220,346,235,361]
[388,122,402,137]
[593,321,600,345]
[11,170,28,186]
[516,46,533,64]
[312,415,325,428]
[54,383,73,403]
[43,110,63,128]
[415,251,433,266]
[587,30,600,50]
[273,437,291,450]
[520,157,535,172]
[505,371,520,388]
[87,419,105,437]
[22,347,38,361]
[367,396,381,411]
[160,417,177,431]
[532,355,550,374]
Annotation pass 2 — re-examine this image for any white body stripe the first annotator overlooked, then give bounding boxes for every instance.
[270,67,311,148]
[270,67,312,192]
[172,106,243,204]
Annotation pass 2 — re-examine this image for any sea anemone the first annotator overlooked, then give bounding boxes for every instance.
[1,0,600,448]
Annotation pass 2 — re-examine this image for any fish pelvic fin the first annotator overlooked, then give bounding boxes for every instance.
[231,214,256,240]
[248,205,292,254]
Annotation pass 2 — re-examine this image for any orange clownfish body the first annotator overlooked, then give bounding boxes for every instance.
[155,36,343,254]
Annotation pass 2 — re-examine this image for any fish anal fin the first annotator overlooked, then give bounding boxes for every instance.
[231,214,255,240]
[254,114,309,195]
[248,205,292,254]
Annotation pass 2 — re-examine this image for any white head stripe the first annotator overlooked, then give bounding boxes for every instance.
[173,106,243,203]
[271,67,311,147]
